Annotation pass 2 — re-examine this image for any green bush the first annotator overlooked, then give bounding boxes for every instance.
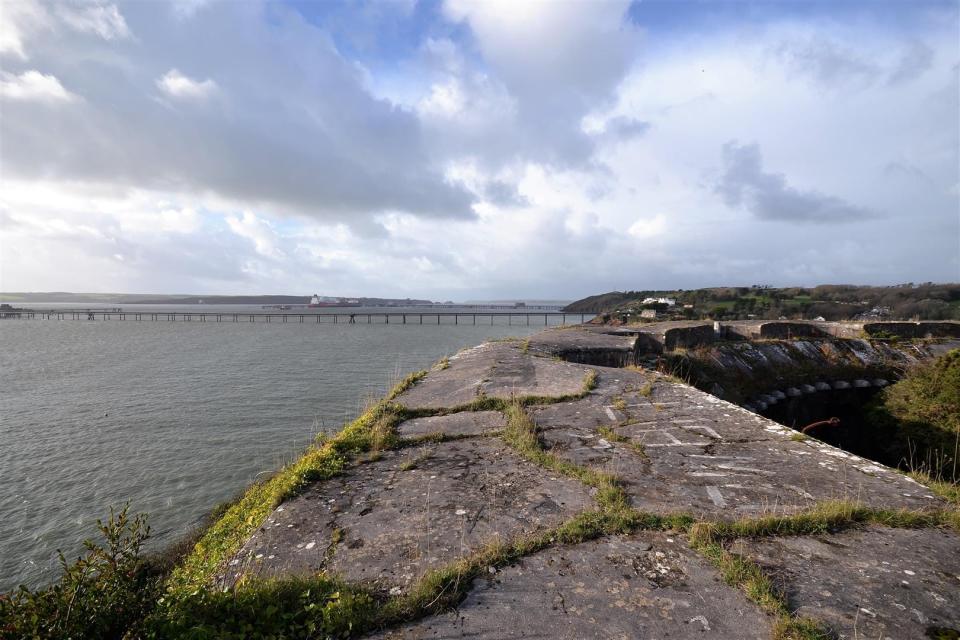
[867,349,960,481]
[145,576,376,639]
[0,506,158,640]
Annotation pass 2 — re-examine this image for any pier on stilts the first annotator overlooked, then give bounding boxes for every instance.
[3,309,589,326]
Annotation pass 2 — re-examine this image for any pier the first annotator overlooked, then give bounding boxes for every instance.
[4,309,588,325]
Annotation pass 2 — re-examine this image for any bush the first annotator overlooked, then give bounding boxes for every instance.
[867,349,960,481]
[0,505,158,640]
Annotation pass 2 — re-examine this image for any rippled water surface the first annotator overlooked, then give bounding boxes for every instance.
[0,309,563,591]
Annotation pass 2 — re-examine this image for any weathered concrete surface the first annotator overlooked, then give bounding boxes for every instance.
[394,341,591,410]
[527,327,638,367]
[393,343,502,409]
[370,533,772,639]
[219,439,593,593]
[398,411,505,438]
[532,373,942,519]
[739,526,960,639]
[479,344,589,399]
[220,325,957,638]
[396,342,590,409]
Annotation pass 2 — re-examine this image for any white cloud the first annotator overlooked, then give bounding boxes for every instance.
[58,2,131,40]
[0,2,956,297]
[156,69,218,100]
[0,0,50,58]
[226,211,283,259]
[0,70,77,102]
[628,214,667,240]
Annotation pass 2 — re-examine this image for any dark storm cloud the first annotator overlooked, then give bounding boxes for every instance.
[717,142,878,223]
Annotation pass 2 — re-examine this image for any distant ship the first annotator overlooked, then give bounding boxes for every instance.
[308,294,360,308]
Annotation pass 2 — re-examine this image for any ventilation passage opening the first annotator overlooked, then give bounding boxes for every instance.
[759,387,899,467]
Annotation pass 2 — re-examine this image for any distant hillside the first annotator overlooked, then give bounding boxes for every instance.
[564,283,960,322]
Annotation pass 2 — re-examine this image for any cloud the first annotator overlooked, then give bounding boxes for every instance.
[0,0,130,59]
[0,0,50,58]
[226,211,283,259]
[775,37,879,88]
[0,70,77,102]
[437,0,639,167]
[627,214,667,240]
[483,179,528,207]
[0,1,957,297]
[716,142,878,223]
[156,69,217,100]
[0,2,475,229]
[888,41,934,84]
[58,2,131,40]
[593,115,651,144]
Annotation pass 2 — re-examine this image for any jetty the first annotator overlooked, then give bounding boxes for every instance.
[2,309,587,325]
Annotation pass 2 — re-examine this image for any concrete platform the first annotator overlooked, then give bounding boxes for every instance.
[393,343,502,409]
[369,532,772,639]
[216,326,958,638]
[218,439,594,593]
[398,411,505,438]
[527,327,638,367]
[394,342,593,410]
[533,377,942,519]
[739,526,960,638]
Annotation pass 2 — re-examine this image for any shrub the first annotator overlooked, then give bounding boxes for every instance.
[0,505,158,640]
[867,349,960,481]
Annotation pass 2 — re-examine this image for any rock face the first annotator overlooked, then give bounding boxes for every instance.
[217,329,960,639]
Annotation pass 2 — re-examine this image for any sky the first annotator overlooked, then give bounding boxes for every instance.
[0,0,958,300]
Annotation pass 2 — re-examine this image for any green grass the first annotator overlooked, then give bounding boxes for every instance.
[162,395,411,600]
[501,400,629,513]
[689,500,954,546]
[908,472,960,506]
[386,370,428,401]
[399,449,434,471]
[597,425,648,459]
[690,536,831,640]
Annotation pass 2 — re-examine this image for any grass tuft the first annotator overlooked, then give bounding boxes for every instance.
[908,471,960,506]
[597,425,648,459]
[690,500,952,545]
[501,400,630,513]
[690,535,832,640]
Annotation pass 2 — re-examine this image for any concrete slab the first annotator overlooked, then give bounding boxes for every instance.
[218,439,593,593]
[527,327,638,367]
[738,526,960,639]
[394,342,594,410]
[398,411,505,438]
[480,347,592,400]
[368,532,772,639]
[532,377,942,519]
[393,343,504,409]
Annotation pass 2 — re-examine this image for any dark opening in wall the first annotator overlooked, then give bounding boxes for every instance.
[760,388,900,466]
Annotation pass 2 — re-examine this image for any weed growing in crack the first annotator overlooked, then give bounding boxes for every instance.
[597,425,649,459]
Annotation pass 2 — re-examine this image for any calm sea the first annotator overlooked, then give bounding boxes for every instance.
[0,305,577,592]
